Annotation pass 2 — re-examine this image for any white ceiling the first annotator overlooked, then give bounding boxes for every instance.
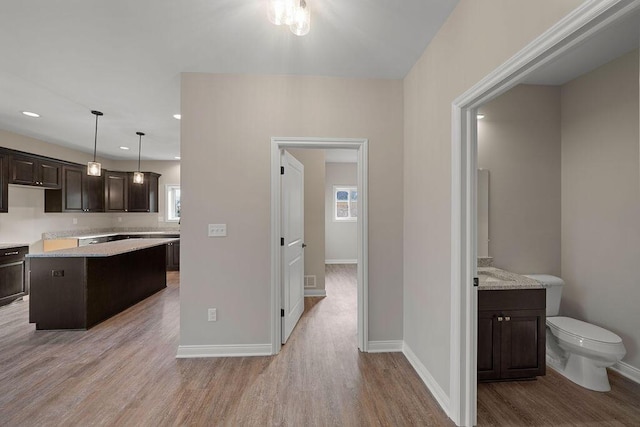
[0,0,458,161]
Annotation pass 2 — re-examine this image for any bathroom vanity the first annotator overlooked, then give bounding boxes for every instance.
[477,268,546,381]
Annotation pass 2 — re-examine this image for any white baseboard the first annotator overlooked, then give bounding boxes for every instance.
[304,289,327,297]
[176,344,272,358]
[367,340,403,353]
[611,361,640,385]
[325,259,357,264]
[402,342,450,417]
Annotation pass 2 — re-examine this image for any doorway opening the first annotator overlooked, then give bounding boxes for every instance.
[450,1,640,425]
[270,137,369,355]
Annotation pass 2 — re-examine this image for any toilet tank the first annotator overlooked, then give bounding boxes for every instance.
[524,274,565,316]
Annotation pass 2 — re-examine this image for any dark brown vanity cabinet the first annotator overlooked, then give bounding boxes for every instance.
[166,240,180,271]
[0,245,28,306]
[45,165,104,212]
[478,289,546,381]
[0,150,8,213]
[9,154,61,188]
[127,172,160,212]
[104,171,128,212]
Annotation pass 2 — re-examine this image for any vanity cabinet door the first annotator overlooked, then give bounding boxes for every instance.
[477,310,502,381]
[500,309,546,379]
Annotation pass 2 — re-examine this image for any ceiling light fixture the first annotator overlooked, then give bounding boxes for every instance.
[119,146,130,150]
[87,110,103,176]
[173,114,181,120]
[477,114,485,120]
[268,0,310,36]
[22,111,40,118]
[133,132,145,185]
[174,156,181,160]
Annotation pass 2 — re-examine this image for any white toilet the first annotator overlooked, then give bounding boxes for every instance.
[525,274,626,392]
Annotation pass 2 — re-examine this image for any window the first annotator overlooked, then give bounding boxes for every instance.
[166,185,181,222]
[334,186,357,221]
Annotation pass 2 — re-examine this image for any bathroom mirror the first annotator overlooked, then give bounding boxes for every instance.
[477,169,489,257]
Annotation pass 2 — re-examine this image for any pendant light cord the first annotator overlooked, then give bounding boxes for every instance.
[93,114,98,162]
[136,131,145,172]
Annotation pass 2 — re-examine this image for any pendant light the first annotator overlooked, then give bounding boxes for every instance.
[290,0,310,36]
[87,110,103,176]
[133,132,144,184]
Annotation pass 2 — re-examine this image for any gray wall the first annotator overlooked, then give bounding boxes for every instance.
[561,49,640,369]
[288,148,326,291]
[180,73,404,347]
[325,162,357,263]
[403,0,582,397]
[0,129,179,252]
[478,84,562,275]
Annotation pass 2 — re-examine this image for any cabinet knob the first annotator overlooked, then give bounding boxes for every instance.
[505,316,511,321]
[497,316,504,322]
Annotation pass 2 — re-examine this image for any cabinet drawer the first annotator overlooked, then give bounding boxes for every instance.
[1,246,28,263]
[479,289,545,311]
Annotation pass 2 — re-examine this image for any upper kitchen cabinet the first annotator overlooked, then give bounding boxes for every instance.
[9,153,62,189]
[0,149,8,212]
[127,172,160,212]
[45,165,104,212]
[104,171,128,212]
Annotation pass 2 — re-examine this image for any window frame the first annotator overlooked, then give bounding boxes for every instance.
[166,184,181,222]
[333,185,357,222]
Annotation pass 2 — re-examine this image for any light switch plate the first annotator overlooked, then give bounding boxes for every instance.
[208,224,227,237]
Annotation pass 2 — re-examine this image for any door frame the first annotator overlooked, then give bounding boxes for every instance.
[270,137,369,355]
[449,1,640,425]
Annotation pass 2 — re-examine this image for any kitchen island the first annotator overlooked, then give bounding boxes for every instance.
[27,238,176,330]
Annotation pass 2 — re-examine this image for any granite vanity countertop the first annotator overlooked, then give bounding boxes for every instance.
[0,243,29,251]
[477,267,544,290]
[27,238,178,258]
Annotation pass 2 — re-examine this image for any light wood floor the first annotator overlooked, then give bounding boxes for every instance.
[0,266,452,426]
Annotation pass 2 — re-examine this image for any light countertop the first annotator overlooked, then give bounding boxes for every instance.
[477,267,544,290]
[27,238,178,258]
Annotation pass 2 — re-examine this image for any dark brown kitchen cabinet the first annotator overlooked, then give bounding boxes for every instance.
[166,240,180,271]
[478,289,546,381]
[127,172,160,212]
[104,171,128,212]
[9,154,61,188]
[45,165,104,212]
[0,245,28,306]
[0,150,8,213]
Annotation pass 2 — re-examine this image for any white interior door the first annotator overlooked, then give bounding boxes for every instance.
[282,150,305,344]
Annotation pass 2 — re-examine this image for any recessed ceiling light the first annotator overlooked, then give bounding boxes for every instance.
[477,114,485,120]
[119,146,130,150]
[174,156,181,160]
[173,114,181,120]
[22,111,40,118]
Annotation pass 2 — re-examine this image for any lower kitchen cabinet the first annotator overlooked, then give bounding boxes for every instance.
[0,245,29,306]
[166,240,180,271]
[478,289,546,381]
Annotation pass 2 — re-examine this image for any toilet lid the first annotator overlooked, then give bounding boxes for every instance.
[547,316,622,344]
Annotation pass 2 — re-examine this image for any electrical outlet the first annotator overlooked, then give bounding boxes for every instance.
[208,308,217,322]
[208,224,227,237]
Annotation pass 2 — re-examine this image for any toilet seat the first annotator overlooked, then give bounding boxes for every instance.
[547,316,622,343]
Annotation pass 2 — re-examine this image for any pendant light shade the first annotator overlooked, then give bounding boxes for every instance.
[87,110,103,176]
[134,132,145,184]
[290,0,310,36]
[268,0,295,25]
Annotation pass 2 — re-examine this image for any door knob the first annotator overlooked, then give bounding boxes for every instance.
[302,243,307,248]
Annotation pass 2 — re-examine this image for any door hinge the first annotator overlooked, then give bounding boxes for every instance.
[281,309,285,317]
[280,166,285,175]
[281,237,284,246]
[473,277,479,287]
